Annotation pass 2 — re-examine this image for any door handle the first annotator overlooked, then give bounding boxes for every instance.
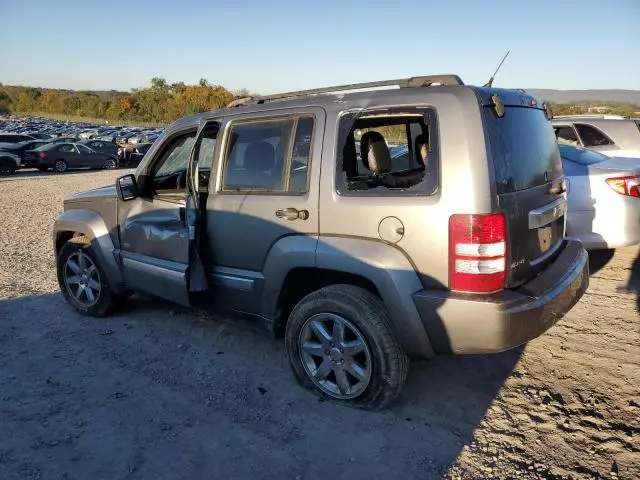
[275,207,309,221]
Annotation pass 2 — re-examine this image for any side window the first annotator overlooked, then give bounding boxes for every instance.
[58,145,74,153]
[77,145,92,154]
[289,117,314,194]
[196,123,219,172]
[575,124,613,147]
[222,116,314,193]
[152,132,197,189]
[336,109,437,196]
[554,126,579,145]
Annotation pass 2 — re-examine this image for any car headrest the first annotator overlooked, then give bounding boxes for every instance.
[360,131,390,175]
[414,133,428,167]
[244,141,275,172]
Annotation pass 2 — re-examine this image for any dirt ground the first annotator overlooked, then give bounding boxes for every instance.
[1,170,638,480]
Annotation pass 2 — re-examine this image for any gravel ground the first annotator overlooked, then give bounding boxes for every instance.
[0,170,638,480]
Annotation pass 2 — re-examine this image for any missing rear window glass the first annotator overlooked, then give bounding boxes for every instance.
[336,108,439,196]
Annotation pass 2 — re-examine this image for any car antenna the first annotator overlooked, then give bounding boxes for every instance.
[483,50,510,88]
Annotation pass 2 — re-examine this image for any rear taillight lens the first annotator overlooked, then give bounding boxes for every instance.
[449,213,507,293]
[36,152,46,159]
[606,176,640,198]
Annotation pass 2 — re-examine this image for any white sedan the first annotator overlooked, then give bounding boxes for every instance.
[560,144,640,250]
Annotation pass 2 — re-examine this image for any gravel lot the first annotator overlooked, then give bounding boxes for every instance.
[1,170,638,480]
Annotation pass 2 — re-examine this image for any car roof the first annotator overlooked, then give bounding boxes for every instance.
[164,83,535,134]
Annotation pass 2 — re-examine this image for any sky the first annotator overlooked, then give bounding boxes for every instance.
[1,0,638,94]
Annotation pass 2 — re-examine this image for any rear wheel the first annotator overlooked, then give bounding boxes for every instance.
[285,284,409,410]
[0,159,16,176]
[54,159,68,173]
[57,236,122,317]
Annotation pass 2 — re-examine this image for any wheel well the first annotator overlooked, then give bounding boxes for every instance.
[55,231,85,254]
[274,267,380,337]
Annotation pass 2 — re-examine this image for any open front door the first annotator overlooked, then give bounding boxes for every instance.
[116,119,220,306]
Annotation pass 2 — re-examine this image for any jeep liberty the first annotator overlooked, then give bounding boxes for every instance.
[53,75,589,409]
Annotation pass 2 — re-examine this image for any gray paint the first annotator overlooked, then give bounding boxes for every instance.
[316,236,435,358]
[53,83,590,360]
[120,250,189,305]
[53,209,123,292]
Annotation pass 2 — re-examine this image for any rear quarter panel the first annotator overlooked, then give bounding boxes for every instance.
[319,88,492,288]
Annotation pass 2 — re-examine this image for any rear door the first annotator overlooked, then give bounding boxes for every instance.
[481,92,566,287]
[206,108,324,313]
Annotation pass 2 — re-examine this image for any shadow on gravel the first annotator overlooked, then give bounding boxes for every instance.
[588,249,615,274]
[0,292,523,479]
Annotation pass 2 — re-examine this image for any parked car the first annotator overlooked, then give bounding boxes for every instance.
[559,143,640,250]
[553,115,640,158]
[78,139,118,156]
[24,143,118,172]
[0,139,53,164]
[53,75,589,409]
[50,136,78,144]
[0,151,21,175]
[118,142,152,167]
[0,133,36,143]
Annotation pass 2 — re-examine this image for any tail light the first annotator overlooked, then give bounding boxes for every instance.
[606,176,640,198]
[449,213,507,293]
[36,152,47,159]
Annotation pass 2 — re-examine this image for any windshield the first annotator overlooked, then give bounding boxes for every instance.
[558,144,607,166]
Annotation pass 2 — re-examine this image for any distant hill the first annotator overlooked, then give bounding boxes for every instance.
[526,89,640,104]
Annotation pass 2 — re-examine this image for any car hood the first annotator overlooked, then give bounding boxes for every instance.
[65,184,116,204]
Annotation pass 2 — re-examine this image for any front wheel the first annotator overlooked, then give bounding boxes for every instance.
[285,284,409,410]
[57,236,122,316]
[102,158,117,170]
[54,159,68,172]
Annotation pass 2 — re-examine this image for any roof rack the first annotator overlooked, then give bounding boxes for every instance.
[226,74,464,108]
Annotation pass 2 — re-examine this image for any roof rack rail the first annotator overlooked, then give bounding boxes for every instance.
[226,74,464,108]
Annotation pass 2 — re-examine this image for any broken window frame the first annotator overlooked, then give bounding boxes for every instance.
[334,106,440,197]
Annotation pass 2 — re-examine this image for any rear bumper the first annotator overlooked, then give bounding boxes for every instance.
[413,240,589,354]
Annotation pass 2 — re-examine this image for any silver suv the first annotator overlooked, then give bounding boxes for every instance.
[53,75,589,409]
[552,115,640,158]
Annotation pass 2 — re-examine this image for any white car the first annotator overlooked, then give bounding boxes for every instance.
[560,144,640,250]
[553,116,640,158]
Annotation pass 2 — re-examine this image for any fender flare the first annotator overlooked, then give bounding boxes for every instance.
[53,209,124,291]
[261,235,435,359]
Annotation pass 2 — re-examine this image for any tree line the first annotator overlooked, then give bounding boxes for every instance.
[549,101,640,117]
[1,79,638,125]
[0,78,245,125]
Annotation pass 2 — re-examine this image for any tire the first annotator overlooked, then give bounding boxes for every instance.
[0,159,16,176]
[102,157,117,170]
[285,284,409,410]
[56,236,122,317]
[54,159,68,173]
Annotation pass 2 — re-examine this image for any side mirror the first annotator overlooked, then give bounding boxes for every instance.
[116,174,137,201]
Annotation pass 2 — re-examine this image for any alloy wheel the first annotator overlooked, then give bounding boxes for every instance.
[63,251,101,307]
[298,313,372,399]
[103,158,116,169]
